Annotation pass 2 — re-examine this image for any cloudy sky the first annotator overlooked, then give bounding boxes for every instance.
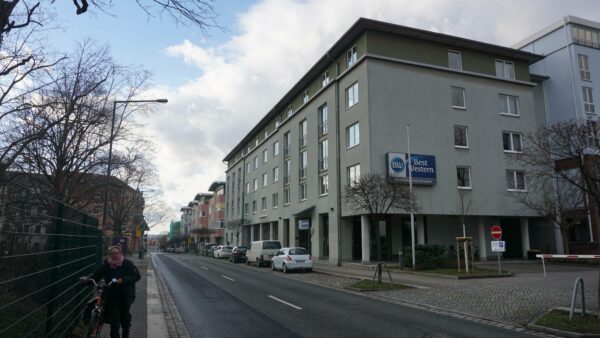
[53,0,600,233]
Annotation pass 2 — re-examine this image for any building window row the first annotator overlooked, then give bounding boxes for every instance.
[457,166,526,191]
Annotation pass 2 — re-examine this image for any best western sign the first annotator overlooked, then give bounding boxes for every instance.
[386,152,437,185]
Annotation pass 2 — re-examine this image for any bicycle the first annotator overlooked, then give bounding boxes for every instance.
[81,277,116,338]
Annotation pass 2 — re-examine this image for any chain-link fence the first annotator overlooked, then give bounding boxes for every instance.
[0,178,103,337]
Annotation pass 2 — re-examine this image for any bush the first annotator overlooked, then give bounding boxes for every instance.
[403,244,446,270]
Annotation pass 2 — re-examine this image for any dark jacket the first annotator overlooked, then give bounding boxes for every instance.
[91,258,141,303]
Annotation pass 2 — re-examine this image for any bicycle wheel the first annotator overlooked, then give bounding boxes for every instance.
[86,310,102,338]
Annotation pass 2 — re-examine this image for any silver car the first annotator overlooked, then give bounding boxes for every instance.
[271,247,313,273]
[213,245,233,259]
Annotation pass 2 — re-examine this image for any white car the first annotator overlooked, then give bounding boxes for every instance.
[271,247,312,273]
[214,245,233,259]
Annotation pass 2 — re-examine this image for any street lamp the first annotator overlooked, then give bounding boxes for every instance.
[101,99,168,234]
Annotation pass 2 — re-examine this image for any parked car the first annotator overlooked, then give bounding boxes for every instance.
[246,240,282,267]
[214,245,233,259]
[271,247,312,273]
[209,245,218,257]
[201,243,217,256]
[175,247,185,254]
[229,246,247,263]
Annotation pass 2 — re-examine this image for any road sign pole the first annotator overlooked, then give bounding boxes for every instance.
[498,250,501,274]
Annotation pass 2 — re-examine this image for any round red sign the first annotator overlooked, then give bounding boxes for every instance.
[491,225,502,240]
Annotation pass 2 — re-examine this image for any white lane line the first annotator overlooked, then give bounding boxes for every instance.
[201,266,208,270]
[267,295,302,310]
[222,275,235,282]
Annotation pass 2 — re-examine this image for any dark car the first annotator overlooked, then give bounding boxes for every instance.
[229,246,247,263]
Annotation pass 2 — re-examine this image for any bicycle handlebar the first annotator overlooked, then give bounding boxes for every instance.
[84,278,117,287]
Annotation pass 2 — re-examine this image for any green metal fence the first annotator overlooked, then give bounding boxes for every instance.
[0,179,103,337]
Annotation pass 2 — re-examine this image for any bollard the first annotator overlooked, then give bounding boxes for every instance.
[399,251,403,270]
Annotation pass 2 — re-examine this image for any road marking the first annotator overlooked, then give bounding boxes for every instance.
[268,295,302,310]
[222,275,235,282]
[201,266,208,270]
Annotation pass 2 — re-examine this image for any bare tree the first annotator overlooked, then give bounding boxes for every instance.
[516,120,600,249]
[344,173,417,260]
[226,218,247,246]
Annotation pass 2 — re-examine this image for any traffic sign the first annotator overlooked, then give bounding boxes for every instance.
[491,241,506,252]
[491,225,502,240]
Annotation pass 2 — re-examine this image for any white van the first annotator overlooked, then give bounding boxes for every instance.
[246,240,282,267]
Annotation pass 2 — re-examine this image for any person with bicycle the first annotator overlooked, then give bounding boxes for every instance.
[82,245,141,338]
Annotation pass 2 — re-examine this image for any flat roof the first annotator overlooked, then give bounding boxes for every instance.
[513,15,600,49]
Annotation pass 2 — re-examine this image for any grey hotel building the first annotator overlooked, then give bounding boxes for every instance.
[223,18,559,264]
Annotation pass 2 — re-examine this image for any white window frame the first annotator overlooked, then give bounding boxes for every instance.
[303,90,309,104]
[502,131,523,153]
[319,139,329,171]
[319,175,329,196]
[346,45,357,68]
[253,178,258,191]
[246,162,251,173]
[322,71,330,87]
[284,160,291,185]
[578,54,591,81]
[299,182,307,201]
[587,120,599,147]
[284,132,291,157]
[347,164,361,187]
[245,203,249,215]
[583,87,595,114]
[299,151,307,179]
[284,187,290,205]
[495,59,515,80]
[254,156,259,169]
[451,86,466,109]
[506,170,526,191]
[272,193,279,209]
[346,82,359,108]
[299,119,307,148]
[261,197,267,211]
[246,182,250,194]
[273,166,279,183]
[273,141,279,157]
[262,173,268,188]
[456,166,471,189]
[319,104,328,137]
[499,94,520,116]
[347,122,360,149]
[454,125,468,148]
[252,200,257,213]
[287,105,293,117]
[448,50,462,70]
[263,149,268,163]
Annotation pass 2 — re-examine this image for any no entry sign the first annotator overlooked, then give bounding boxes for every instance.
[491,225,502,240]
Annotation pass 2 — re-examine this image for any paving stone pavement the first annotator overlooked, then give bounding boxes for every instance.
[280,261,600,326]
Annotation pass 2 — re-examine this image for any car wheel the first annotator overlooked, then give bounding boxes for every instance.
[271,261,276,271]
[283,264,288,274]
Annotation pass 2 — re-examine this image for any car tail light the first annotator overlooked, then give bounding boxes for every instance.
[285,256,293,261]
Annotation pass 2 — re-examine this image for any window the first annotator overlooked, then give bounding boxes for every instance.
[284,160,291,185]
[246,162,251,173]
[346,45,357,68]
[587,120,599,147]
[499,94,519,116]
[572,25,600,48]
[457,166,471,189]
[273,167,279,183]
[579,54,591,80]
[346,82,359,108]
[506,170,526,191]
[252,201,257,213]
[451,87,466,109]
[299,151,307,179]
[299,182,307,201]
[583,87,595,114]
[448,50,462,70]
[201,211,206,217]
[261,197,267,211]
[273,141,279,156]
[254,156,259,169]
[347,122,360,148]
[347,164,360,187]
[319,175,329,195]
[275,116,281,128]
[322,71,330,87]
[246,182,250,194]
[245,203,249,215]
[262,173,268,188]
[284,132,291,157]
[284,188,290,205]
[319,104,328,137]
[264,129,268,139]
[299,120,307,148]
[253,178,258,191]
[287,105,293,117]
[272,193,279,208]
[502,132,522,152]
[495,59,515,80]
[454,126,468,148]
[319,139,329,170]
[303,90,309,104]
[255,139,259,146]
[263,149,268,163]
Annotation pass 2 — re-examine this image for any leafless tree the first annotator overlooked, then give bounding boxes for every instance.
[515,119,600,250]
[344,173,417,260]
[226,218,247,246]
[10,40,150,206]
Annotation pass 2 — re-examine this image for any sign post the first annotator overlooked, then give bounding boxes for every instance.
[491,225,503,274]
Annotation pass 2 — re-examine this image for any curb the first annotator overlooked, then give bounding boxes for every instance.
[527,307,600,337]
[151,255,190,338]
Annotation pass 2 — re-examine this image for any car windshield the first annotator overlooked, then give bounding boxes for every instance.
[263,241,281,249]
[289,248,307,255]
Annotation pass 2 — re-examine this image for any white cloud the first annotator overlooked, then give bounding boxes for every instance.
[145,0,600,233]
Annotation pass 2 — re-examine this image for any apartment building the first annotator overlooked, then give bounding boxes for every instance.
[515,16,600,252]
[223,18,556,264]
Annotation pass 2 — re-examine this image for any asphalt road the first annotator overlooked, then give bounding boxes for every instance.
[153,254,536,338]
